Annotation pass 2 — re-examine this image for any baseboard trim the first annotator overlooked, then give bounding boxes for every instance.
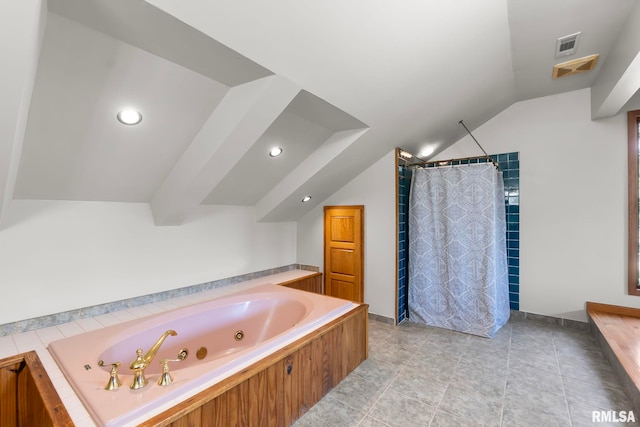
[511,310,589,331]
[395,309,588,331]
[369,312,395,325]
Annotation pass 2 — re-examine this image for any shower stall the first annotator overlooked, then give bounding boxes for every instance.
[396,132,519,337]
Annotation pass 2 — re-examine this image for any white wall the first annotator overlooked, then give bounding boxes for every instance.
[7,88,632,326]
[434,88,636,321]
[0,0,45,218]
[300,88,638,324]
[0,200,296,325]
[297,150,397,320]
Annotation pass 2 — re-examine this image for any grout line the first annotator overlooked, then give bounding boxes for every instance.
[427,334,465,427]
[355,365,402,426]
[498,325,513,427]
[555,338,574,427]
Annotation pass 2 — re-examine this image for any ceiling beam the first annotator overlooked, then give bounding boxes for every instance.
[48,0,272,87]
[0,0,46,227]
[255,128,368,222]
[150,75,300,225]
[591,1,640,119]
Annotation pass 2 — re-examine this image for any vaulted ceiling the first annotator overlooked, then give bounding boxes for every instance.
[2,0,639,224]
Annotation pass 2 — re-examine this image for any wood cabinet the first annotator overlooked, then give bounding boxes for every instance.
[0,351,73,427]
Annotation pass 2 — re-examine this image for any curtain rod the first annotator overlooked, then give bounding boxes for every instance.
[398,120,498,169]
[398,154,498,169]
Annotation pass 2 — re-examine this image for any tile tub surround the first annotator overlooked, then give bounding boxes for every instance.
[0,263,319,337]
[294,317,634,427]
[1,269,322,427]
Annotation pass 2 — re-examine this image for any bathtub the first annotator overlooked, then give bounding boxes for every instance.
[48,283,357,427]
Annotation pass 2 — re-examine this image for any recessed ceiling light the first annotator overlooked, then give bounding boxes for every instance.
[269,147,283,157]
[301,196,312,203]
[420,146,435,157]
[117,109,142,125]
[399,150,413,159]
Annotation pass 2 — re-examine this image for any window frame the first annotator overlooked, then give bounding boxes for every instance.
[628,110,640,296]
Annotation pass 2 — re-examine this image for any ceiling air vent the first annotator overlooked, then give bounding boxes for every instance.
[556,32,581,57]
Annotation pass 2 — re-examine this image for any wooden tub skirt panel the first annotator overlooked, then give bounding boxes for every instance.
[139,303,368,427]
[279,272,323,294]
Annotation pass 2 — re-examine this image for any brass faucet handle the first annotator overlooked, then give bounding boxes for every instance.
[157,349,188,386]
[157,358,175,386]
[97,360,122,391]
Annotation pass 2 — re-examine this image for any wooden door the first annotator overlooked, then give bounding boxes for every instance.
[324,206,364,302]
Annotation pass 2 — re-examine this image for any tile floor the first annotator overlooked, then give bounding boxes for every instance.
[293,318,636,427]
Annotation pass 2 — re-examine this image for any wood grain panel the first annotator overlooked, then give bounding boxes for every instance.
[587,303,640,390]
[346,309,368,373]
[18,367,37,427]
[279,273,322,294]
[320,332,333,395]
[330,217,355,242]
[264,361,280,427]
[248,370,266,426]
[309,338,322,406]
[329,279,358,302]
[586,302,640,318]
[212,391,228,426]
[198,397,216,427]
[332,323,345,384]
[299,343,311,416]
[0,361,19,427]
[283,355,293,426]
[171,410,200,427]
[0,351,73,427]
[237,381,250,426]
[330,248,355,276]
[227,384,239,427]
[289,352,301,422]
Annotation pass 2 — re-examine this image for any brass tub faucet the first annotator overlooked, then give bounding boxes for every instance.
[129,329,177,390]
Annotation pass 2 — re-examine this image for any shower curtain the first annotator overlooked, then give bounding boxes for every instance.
[408,163,510,337]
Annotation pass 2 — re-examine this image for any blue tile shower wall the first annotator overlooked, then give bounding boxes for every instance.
[398,152,520,318]
[398,165,412,322]
[491,152,520,310]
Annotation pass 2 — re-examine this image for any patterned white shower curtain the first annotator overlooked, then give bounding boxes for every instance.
[408,163,510,337]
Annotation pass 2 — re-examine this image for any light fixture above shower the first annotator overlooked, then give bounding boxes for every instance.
[419,146,435,157]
